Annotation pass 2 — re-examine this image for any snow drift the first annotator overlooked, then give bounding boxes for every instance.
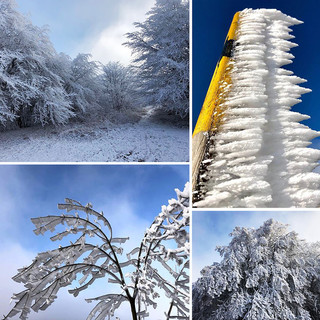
[194,9,320,208]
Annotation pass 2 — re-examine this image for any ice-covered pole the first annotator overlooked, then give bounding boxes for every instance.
[192,12,240,191]
[193,9,320,208]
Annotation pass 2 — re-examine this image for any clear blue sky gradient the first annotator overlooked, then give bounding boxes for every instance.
[0,164,188,251]
[193,0,320,144]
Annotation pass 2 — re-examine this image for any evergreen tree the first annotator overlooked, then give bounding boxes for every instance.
[193,219,320,320]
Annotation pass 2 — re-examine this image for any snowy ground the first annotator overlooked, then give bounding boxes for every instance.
[0,108,189,162]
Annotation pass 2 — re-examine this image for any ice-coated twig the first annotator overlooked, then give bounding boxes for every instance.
[3,183,190,320]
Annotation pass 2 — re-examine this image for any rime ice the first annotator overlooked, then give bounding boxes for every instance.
[4,184,190,320]
[192,219,320,319]
[194,9,320,208]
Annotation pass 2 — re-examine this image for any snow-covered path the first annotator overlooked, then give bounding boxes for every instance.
[0,114,188,162]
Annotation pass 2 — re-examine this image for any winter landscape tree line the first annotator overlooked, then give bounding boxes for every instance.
[0,0,189,130]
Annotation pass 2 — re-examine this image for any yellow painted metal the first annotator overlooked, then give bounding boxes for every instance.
[192,11,240,137]
[192,11,240,193]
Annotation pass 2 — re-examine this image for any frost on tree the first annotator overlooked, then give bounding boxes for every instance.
[125,0,189,118]
[3,183,190,320]
[193,9,320,208]
[0,0,190,131]
[99,62,139,111]
[0,0,74,127]
[192,219,320,320]
[54,53,102,115]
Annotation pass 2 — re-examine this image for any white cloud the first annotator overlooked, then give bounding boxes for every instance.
[0,243,37,317]
[16,0,155,65]
[76,0,155,65]
[274,211,320,243]
[90,24,133,65]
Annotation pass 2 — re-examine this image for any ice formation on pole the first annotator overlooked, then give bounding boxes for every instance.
[194,9,320,208]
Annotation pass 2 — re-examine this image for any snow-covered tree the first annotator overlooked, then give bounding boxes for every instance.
[99,62,138,111]
[0,0,74,127]
[4,183,190,320]
[54,53,102,115]
[125,0,189,117]
[192,219,320,320]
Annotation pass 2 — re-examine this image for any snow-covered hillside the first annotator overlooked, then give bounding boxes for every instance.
[194,9,320,208]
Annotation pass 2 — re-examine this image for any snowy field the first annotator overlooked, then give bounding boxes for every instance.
[0,109,189,162]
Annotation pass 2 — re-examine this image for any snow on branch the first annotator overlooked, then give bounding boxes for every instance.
[193,219,320,320]
[127,182,190,319]
[125,0,189,118]
[3,183,190,320]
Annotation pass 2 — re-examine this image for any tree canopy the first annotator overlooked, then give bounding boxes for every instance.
[0,0,189,130]
[193,219,320,320]
[125,0,189,118]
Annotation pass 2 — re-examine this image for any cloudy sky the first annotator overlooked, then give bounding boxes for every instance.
[14,0,155,65]
[0,164,188,319]
[193,210,320,281]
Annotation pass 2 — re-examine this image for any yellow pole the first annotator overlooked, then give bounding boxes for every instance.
[192,12,240,192]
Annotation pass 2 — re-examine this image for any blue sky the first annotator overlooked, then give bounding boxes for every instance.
[193,0,320,146]
[14,0,154,65]
[0,164,188,319]
[192,210,320,281]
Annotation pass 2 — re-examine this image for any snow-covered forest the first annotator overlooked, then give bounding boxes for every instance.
[4,183,190,320]
[193,219,320,320]
[0,0,189,162]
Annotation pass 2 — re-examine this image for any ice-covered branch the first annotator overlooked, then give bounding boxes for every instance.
[194,9,320,208]
[128,182,190,319]
[4,183,190,320]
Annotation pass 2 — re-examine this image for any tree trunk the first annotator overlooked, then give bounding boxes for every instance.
[129,297,138,320]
